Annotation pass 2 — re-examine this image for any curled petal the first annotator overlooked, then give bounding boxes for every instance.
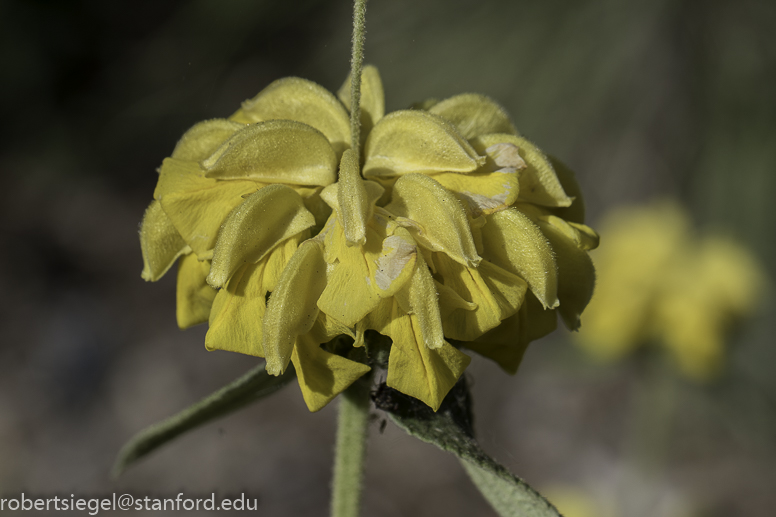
[396,253,445,350]
[547,156,586,224]
[205,235,304,354]
[481,208,559,309]
[467,292,557,374]
[264,239,329,375]
[431,169,520,217]
[207,185,316,288]
[386,304,471,411]
[429,93,517,139]
[435,253,501,340]
[176,254,216,329]
[365,227,417,298]
[203,120,337,186]
[336,150,385,246]
[139,200,189,281]
[472,134,573,207]
[338,64,385,140]
[539,222,596,330]
[518,203,599,251]
[317,223,381,326]
[154,158,264,257]
[291,331,371,412]
[171,119,245,162]
[363,110,485,177]
[206,262,268,357]
[387,174,481,267]
[229,77,351,157]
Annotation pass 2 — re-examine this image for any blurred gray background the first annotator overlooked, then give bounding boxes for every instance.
[1,0,774,515]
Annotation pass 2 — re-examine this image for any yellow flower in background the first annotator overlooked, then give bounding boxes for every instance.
[140,65,599,412]
[575,200,767,381]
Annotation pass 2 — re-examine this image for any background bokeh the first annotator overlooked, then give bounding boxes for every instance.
[1,0,774,515]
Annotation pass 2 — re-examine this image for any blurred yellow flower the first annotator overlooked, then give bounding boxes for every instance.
[140,66,599,411]
[576,201,767,381]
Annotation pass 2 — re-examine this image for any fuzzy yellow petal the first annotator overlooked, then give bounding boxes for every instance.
[338,64,385,141]
[546,156,586,224]
[176,253,216,329]
[170,119,245,162]
[229,77,351,157]
[336,150,385,246]
[154,158,263,257]
[472,134,573,208]
[434,253,503,340]
[207,185,316,288]
[363,110,485,177]
[431,169,521,217]
[387,174,481,267]
[395,254,445,350]
[202,120,337,186]
[386,305,470,411]
[467,293,557,374]
[481,208,559,309]
[262,232,308,293]
[540,223,596,331]
[205,262,267,357]
[139,200,189,281]
[317,226,381,326]
[365,227,418,298]
[429,93,517,139]
[264,239,329,375]
[291,332,371,412]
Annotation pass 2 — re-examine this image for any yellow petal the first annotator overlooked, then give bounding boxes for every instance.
[429,93,517,139]
[467,293,557,375]
[364,226,417,298]
[264,239,328,375]
[291,332,371,412]
[207,185,316,288]
[395,253,445,350]
[546,156,586,224]
[431,169,520,217]
[481,208,559,309]
[170,119,245,162]
[472,134,573,207]
[262,232,308,293]
[336,150,386,246]
[176,253,216,329]
[154,158,263,257]
[478,259,528,320]
[434,253,501,340]
[202,120,337,186]
[387,174,481,267]
[540,223,596,331]
[386,305,470,411]
[317,224,381,326]
[337,64,385,142]
[139,200,189,281]
[518,204,599,251]
[205,261,267,357]
[363,296,395,336]
[229,77,351,157]
[363,110,485,177]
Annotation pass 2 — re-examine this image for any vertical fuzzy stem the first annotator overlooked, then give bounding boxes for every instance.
[349,0,367,159]
[331,4,370,516]
[330,375,372,517]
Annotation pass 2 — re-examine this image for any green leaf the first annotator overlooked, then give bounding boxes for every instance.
[376,379,561,517]
[112,363,295,477]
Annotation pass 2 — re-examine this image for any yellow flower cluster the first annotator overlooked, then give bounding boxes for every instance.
[576,201,767,381]
[140,67,598,411]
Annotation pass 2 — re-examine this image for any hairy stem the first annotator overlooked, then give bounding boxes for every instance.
[349,0,367,158]
[330,374,372,517]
